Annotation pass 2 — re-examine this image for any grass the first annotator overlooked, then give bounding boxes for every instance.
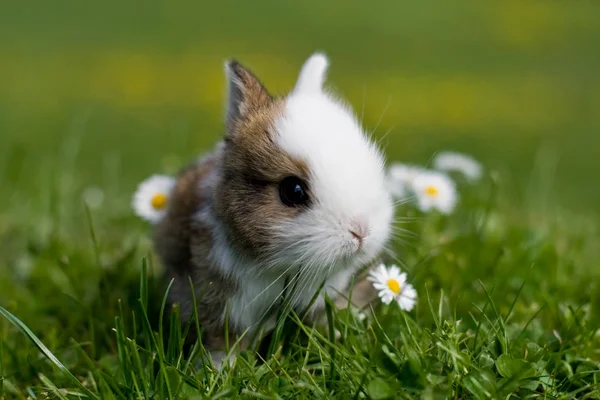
[0,153,599,398]
[1,0,600,398]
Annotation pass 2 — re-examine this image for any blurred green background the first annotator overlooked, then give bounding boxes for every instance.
[1,0,599,222]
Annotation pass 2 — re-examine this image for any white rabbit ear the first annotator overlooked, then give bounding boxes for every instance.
[293,53,329,94]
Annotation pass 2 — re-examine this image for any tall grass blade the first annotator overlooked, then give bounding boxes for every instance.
[0,306,99,399]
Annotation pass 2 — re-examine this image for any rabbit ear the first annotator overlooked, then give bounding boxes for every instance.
[293,53,329,94]
[224,60,272,133]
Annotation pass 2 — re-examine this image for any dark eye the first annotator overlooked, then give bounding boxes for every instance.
[279,176,309,207]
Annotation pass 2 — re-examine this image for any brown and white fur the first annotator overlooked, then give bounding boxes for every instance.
[153,53,393,366]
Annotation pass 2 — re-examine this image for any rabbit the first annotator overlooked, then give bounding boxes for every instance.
[153,52,394,367]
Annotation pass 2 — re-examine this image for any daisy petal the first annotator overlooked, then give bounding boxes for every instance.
[381,294,394,305]
[397,272,407,286]
[398,296,416,311]
[402,284,417,299]
[388,265,401,277]
[433,151,483,182]
[132,175,176,224]
[411,170,458,215]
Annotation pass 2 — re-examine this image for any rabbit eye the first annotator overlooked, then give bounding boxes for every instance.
[279,176,309,207]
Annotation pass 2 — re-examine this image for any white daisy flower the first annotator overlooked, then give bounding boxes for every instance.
[132,175,176,223]
[432,151,482,182]
[367,264,417,311]
[386,163,427,199]
[411,171,458,214]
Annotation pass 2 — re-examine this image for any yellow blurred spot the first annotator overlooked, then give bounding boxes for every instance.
[425,186,439,197]
[151,193,167,209]
[387,279,401,295]
[0,48,577,130]
[491,1,565,50]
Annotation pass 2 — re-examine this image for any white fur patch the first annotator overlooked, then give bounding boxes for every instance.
[197,202,357,334]
[294,53,329,94]
[272,53,394,275]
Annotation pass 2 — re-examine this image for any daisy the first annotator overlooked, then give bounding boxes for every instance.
[386,163,427,199]
[432,151,482,182]
[132,175,176,223]
[368,264,417,311]
[410,170,457,214]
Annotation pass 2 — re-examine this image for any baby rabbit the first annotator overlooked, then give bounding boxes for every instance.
[153,52,393,365]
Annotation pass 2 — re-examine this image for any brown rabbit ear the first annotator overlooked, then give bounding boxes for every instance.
[224,60,272,135]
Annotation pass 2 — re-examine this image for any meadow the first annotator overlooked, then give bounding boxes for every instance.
[1,1,600,398]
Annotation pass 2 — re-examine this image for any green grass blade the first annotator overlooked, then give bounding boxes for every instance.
[187,276,209,379]
[0,326,4,396]
[140,257,149,312]
[477,280,508,353]
[0,306,99,399]
[324,295,337,388]
[83,203,101,269]
[167,303,182,366]
[114,315,132,388]
[38,373,69,400]
[158,278,175,360]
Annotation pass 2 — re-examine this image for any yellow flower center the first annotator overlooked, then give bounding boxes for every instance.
[387,279,401,295]
[151,193,167,210]
[425,185,439,197]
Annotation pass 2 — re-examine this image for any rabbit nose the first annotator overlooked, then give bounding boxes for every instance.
[349,218,368,248]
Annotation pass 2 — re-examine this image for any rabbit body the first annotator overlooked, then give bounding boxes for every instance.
[153,53,393,360]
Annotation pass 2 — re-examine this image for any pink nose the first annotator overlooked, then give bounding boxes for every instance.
[349,219,368,248]
[350,230,364,247]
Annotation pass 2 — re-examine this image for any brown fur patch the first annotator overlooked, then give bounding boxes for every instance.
[214,99,312,260]
[214,62,312,261]
[153,158,213,276]
[153,154,237,345]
